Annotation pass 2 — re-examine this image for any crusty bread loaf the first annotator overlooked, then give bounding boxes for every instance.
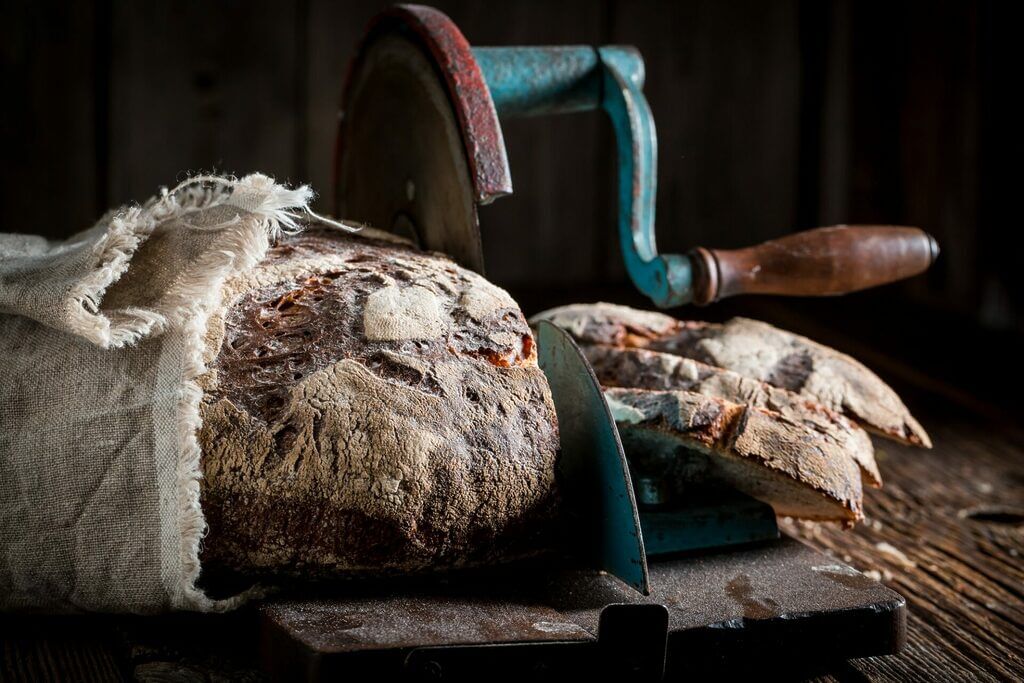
[583,344,881,487]
[533,303,930,448]
[605,387,864,524]
[197,227,560,576]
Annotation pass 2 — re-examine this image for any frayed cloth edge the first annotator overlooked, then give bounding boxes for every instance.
[62,173,357,350]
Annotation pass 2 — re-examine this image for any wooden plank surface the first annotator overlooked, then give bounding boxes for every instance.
[605,0,803,263]
[0,625,121,682]
[796,397,1024,680]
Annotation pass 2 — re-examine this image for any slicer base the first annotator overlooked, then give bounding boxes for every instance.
[260,536,905,681]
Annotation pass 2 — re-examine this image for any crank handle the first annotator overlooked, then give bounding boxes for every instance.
[473,48,939,308]
[685,225,939,305]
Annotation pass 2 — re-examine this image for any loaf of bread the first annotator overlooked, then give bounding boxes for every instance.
[582,345,881,487]
[533,303,930,447]
[605,387,864,523]
[197,227,560,576]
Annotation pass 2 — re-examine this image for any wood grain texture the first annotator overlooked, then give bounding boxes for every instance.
[791,396,1024,681]
[0,1,102,237]
[305,0,611,289]
[304,0,382,211]
[816,1,989,321]
[606,0,802,267]
[691,225,938,304]
[445,0,611,289]
[0,1,1018,679]
[0,618,122,682]
[106,0,302,206]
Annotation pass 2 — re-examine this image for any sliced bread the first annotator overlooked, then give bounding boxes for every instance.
[584,344,881,487]
[605,386,864,524]
[533,303,930,447]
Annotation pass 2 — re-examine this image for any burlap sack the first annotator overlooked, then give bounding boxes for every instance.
[0,174,351,613]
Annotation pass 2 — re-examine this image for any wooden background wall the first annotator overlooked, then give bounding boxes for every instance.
[0,1,1014,403]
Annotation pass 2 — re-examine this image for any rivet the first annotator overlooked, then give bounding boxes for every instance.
[420,659,443,679]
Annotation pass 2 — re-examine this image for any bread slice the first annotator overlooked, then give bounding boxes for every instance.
[533,303,930,448]
[584,344,881,487]
[604,387,864,524]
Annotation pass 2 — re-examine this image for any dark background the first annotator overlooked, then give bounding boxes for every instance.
[1,0,1016,413]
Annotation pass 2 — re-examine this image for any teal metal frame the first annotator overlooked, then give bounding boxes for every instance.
[474,46,694,307]
[639,489,779,557]
[536,321,650,594]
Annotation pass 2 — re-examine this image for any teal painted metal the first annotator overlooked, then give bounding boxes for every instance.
[639,489,779,557]
[474,45,695,307]
[473,47,601,117]
[535,321,649,594]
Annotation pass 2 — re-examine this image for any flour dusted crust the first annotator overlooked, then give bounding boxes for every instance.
[197,227,560,575]
[532,303,930,448]
[534,303,680,348]
[605,387,864,524]
[583,345,881,487]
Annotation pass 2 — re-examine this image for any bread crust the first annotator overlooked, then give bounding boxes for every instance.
[198,228,560,576]
[605,387,864,523]
[533,303,930,448]
[583,344,881,487]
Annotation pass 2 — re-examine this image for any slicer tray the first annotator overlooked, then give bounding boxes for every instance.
[261,536,904,680]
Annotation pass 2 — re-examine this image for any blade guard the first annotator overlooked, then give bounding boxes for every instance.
[334,4,510,273]
[536,321,649,594]
[336,4,511,205]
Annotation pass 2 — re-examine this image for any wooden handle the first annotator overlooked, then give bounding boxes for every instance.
[689,225,939,305]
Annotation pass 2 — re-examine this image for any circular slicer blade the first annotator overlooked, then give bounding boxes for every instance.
[335,7,510,275]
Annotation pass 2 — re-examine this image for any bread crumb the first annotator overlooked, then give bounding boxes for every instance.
[863,568,894,582]
[875,541,916,569]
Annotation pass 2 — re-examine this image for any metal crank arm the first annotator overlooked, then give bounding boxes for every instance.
[476,45,939,307]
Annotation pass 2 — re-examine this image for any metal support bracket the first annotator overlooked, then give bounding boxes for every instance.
[598,48,694,307]
[475,44,697,307]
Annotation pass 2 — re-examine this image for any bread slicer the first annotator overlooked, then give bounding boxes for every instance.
[334,7,937,309]
[260,4,934,679]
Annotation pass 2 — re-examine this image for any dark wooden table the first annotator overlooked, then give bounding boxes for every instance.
[3,381,1022,682]
[789,389,1024,681]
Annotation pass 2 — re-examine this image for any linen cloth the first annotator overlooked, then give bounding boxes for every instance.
[0,174,342,612]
